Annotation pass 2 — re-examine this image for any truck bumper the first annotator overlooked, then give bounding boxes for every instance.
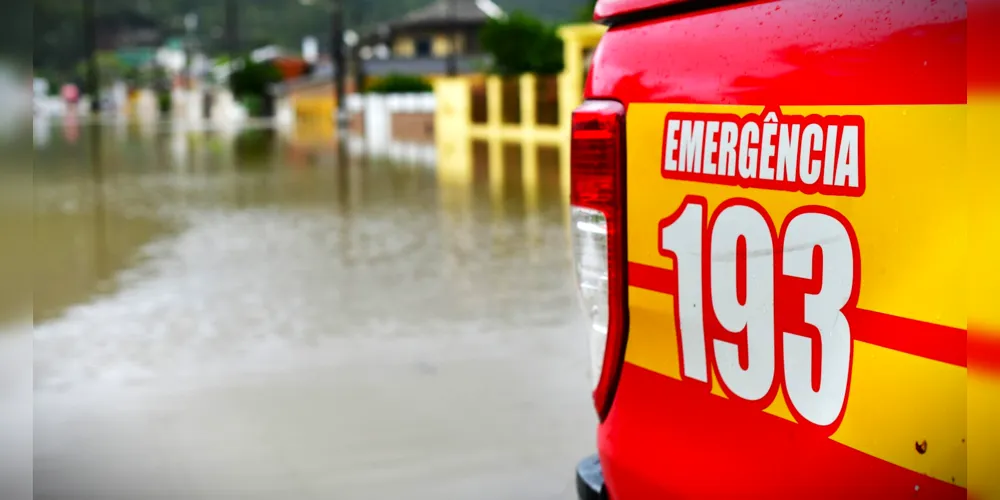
[575,454,607,500]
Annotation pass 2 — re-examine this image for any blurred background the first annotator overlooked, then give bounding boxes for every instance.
[18,0,609,498]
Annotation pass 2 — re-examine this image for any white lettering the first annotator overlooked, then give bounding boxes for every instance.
[782,212,855,426]
[719,122,739,176]
[759,122,778,181]
[835,125,860,188]
[703,121,720,175]
[799,124,823,185]
[680,120,705,174]
[777,123,800,182]
[712,204,776,402]
[664,200,859,428]
[661,201,709,383]
[823,125,838,185]
[661,111,864,197]
[738,122,760,179]
[664,119,681,172]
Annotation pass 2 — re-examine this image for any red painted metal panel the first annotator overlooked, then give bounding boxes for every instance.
[600,364,967,499]
[594,0,693,22]
[587,0,965,106]
[585,0,968,497]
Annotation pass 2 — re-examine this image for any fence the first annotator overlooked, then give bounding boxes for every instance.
[434,23,608,190]
[346,92,437,164]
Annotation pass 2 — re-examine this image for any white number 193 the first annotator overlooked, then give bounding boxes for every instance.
[659,196,860,428]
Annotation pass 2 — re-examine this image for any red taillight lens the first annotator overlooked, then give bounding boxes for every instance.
[570,100,627,421]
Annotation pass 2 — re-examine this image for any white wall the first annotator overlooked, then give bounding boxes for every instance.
[171,87,203,126]
[348,92,436,166]
[274,96,294,131]
[134,89,159,123]
[210,89,247,129]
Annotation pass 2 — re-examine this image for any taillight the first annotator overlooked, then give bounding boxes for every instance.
[570,100,627,421]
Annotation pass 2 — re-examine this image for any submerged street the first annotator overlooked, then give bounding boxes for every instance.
[29,121,595,499]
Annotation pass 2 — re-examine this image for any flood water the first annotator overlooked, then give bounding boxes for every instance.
[28,119,595,500]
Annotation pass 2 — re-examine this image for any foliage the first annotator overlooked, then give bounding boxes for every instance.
[576,0,599,22]
[74,52,127,92]
[365,74,432,94]
[149,66,171,92]
[480,11,564,76]
[241,94,266,117]
[227,56,282,117]
[123,66,141,88]
[228,58,283,99]
[34,0,590,89]
[157,91,172,113]
[34,68,68,94]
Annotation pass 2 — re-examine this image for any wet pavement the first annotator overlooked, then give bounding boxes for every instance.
[28,119,596,500]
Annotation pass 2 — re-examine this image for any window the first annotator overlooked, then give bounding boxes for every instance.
[415,38,431,57]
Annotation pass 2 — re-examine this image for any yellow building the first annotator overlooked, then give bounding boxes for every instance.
[433,23,607,193]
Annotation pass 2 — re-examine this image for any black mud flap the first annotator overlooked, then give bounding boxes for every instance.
[575,454,607,500]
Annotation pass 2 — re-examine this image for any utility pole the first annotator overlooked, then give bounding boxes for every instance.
[224,0,239,58]
[445,0,458,76]
[330,0,348,130]
[183,13,198,87]
[82,0,100,113]
[351,8,366,95]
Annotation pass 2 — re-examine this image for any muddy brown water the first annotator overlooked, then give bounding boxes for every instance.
[26,119,596,500]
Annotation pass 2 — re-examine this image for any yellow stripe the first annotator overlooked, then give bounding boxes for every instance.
[969,375,1000,499]
[968,93,1000,500]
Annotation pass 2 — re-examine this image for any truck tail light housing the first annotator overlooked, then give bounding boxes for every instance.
[570,100,628,421]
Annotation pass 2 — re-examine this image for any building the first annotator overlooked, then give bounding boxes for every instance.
[95,11,162,53]
[358,0,505,77]
[92,11,164,71]
[275,0,505,136]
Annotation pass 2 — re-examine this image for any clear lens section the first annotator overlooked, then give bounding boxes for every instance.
[571,206,609,391]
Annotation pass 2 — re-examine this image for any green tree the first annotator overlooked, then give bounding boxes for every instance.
[74,51,127,91]
[576,0,598,22]
[33,0,593,87]
[365,74,432,94]
[228,57,283,116]
[228,58,282,97]
[480,11,564,76]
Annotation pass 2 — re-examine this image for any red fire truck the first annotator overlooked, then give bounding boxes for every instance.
[569,1,975,498]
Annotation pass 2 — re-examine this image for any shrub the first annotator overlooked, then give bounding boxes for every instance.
[228,57,283,117]
[365,74,433,94]
[228,58,284,100]
[241,95,265,117]
[480,11,564,76]
[157,91,172,113]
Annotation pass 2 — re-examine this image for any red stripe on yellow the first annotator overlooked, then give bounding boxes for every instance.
[852,310,966,368]
[600,363,967,499]
[628,261,966,367]
[627,261,675,296]
[969,329,1000,376]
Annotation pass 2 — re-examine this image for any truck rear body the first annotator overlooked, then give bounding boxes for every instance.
[574,0,969,497]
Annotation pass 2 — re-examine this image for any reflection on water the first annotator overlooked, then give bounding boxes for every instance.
[32,120,588,500]
[32,122,571,326]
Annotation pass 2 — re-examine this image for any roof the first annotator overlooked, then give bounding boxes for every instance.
[390,0,504,28]
[363,54,490,76]
[274,54,489,94]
